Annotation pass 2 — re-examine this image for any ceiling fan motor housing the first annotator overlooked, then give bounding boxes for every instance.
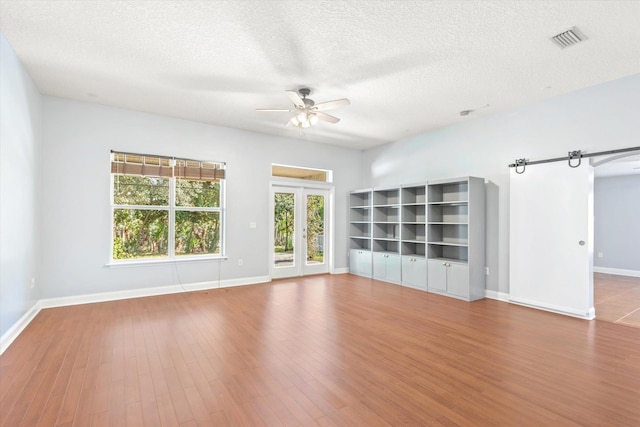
[299,88,315,107]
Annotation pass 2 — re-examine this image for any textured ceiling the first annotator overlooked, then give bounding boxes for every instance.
[1,1,639,150]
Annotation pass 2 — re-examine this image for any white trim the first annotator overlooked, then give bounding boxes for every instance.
[332,267,349,274]
[509,296,595,320]
[0,301,42,355]
[484,290,510,301]
[593,267,640,278]
[106,256,228,268]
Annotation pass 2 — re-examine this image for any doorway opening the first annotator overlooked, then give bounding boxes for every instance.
[592,151,640,328]
[271,184,332,279]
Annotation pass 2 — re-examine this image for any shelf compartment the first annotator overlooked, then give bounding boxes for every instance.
[350,207,371,222]
[427,204,468,223]
[373,206,400,222]
[373,239,399,253]
[373,189,400,206]
[401,186,426,204]
[427,244,468,262]
[401,241,426,257]
[373,223,400,239]
[401,204,426,222]
[428,224,468,245]
[350,237,371,250]
[401,223,425,241]
[428,181,468,203]
[350,222,371,238]
[350,191,371,207]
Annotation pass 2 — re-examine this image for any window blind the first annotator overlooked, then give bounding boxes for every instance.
[111,151,225,180]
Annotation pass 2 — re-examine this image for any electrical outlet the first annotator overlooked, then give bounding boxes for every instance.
[238,259,243,266]
[485,267,489,275]
[597,252,603,258]
[30,277,35,288]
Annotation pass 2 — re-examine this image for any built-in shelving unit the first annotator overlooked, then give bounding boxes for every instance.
[348,177,484,299]
[349,190,372,277]
[400,185,427,289]
[372,188,401,283]
[426,177,485,301]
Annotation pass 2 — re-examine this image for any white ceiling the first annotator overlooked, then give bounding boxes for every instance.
[1,1,639,150]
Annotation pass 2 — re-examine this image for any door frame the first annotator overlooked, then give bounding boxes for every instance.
[269,180,335,279]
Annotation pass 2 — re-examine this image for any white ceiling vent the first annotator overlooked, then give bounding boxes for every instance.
[551,26,588,49]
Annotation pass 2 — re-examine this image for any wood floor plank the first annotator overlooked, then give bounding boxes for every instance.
[2,274,640,426]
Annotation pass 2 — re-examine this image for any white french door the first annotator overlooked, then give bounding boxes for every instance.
[271,185,330,278]
[509,161,594,319]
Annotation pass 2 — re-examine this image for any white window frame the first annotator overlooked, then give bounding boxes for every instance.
[109,153,226,266]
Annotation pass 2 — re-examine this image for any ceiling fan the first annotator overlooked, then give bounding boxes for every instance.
[257,88,350,128]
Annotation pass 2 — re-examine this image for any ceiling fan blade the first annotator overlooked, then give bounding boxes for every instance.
[314,98,350,111]
[314,112,340,124]
[256,108,291,112]
[286,90,305,108]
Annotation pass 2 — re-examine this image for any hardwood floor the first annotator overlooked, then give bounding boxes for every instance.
[595,273,640,328]
[2,274,640,426]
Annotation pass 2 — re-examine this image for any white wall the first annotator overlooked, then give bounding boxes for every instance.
[594,174,640,272]
[362,73,640,294]
[0,34,42,337]
[40,97,363,299]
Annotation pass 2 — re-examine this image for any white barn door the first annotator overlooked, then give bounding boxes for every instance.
[509,161,594,319]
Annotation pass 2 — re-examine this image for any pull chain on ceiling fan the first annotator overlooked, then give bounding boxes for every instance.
[257,88,350,129]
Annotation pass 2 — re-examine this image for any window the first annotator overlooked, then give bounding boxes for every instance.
[272,164,332,182]
[110,151,225,261]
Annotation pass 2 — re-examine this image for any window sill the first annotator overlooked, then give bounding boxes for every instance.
[105,256,228,268]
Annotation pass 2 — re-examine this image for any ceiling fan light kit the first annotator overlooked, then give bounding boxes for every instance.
[258,88,350,130]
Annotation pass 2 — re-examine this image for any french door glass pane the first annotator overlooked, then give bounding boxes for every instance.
[274,192,295,267]
[306,194,325,265]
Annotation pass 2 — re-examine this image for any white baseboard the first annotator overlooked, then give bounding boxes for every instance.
[40,275,271,309]
[484,290,510,302]
[331,267,349,274]
[593,267,640,278]
[1,275,271,354]
[0,301,42,355]
[509,296,595,320]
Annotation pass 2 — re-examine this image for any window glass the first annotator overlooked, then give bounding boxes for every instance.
[112,209,169,259]
[113,175,169,206]
[175,211,221,255]
[176,179,220,207]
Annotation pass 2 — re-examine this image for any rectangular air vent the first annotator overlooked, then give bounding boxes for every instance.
[551,26,587,49]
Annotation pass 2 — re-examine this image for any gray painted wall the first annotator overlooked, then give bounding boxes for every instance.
[361,73,640,294]
[39,97,363,299]
[594,174,640,272]
[0,34,42,338]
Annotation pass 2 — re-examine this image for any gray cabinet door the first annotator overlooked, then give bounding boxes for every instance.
[372,252,387,280]
[386,254,402,283]
[447,262,470,298]
[427,259,447,291]
[402,256,427,289]
[350,249,372,277]
[360,250,372,277]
